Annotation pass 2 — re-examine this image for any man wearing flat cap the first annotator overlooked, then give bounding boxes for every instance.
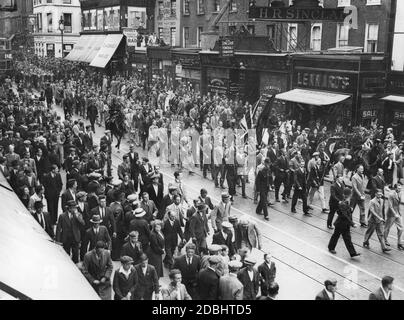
[189,201,209,254]
[219,260,243,300]
[212,221,236,257]
[234,216,262,252]
[315,279,337,300]
[237,256,260,300]
[56,200,85,263]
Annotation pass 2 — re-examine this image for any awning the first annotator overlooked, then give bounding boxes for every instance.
[275,89,351,106]
[381,95,404,103]
[65,34,107,63]
[90,34,124,68]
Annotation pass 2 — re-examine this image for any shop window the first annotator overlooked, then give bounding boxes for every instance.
[158,1,164,17]
[365,23,379,53]
[267,25,275,39]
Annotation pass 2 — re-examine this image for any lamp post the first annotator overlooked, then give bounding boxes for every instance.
[58,16,64,58]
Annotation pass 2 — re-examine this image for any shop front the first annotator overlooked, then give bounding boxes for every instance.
[275,53,386,129]
[46,43,55,58]
[200,51,290,104]
[171,48,201,92]
[146,46,173,89]
[382,73,404,140]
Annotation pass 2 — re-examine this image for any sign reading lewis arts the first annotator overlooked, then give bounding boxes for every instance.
[249,6,347,22]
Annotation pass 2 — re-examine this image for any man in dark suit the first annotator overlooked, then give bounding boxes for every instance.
[173,243,201,299]
[127,144,140,191]
[189,201,209,254]
[140,191,158,223]
[291,160,310,216]
[146,175,164,212]
[258,252,277,296]
[274,150,289,203]
[255,159,271,220]
[82,241,114,300]
[43,164,63,225]
[139,157,153,193]
[32,201,54,238]
[129,208,151,251]
[198,188,214,211]
[61,179,77,212]
[328,175,345,229]
[133,253,160,300]
[370,168,386,199]
[91,195,116,239]
[163,210,184,269]
[34,148,50,183]
[121,231,143,265]
[237,257,261,300]
[56,200,85,263]
[198,255,220,300]
[212,221,235,257]
[369,276,394,300]
[315,279,337,300]
[82,215,111,254]
[159,184,178,219]
[328,188,361,258]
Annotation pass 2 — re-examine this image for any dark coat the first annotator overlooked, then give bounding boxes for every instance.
[315,289,335,300]
[329,182,345,207]
[163,218,184,248]
[173,254,201,285]
[129,217,151,249]
[237,267,260,300]
[147,231,165,278]
[121,241,143,265]
[56,211,85,243]
[133,264,159,300]
[61,189,76,212]
[146,183,164,210]
[257,261,276,296]
[198,267,220,300]
[212,230,235,257]
[32,211,54,238]
[43,172,63,198]
[112,267,137,300]
[255,166,270,192]
[82,226,111,253]
[293,168,307,190]
[189,211,209,241]
[91,206,116,235]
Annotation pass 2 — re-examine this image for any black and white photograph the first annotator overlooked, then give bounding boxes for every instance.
[0,0,403,305]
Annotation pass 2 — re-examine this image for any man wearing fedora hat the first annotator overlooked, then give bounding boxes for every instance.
[82,215,111,254]
[56,200,85,263]
[91,195,116,240]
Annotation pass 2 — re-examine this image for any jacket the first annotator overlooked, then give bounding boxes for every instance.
[329,181,345,206]
[315,289,335,300]
[91,206,116,235]
[162,283,192,300]
[212,230,235,257]
[82,226,111,253]
[198,267,220,300]
[352,173,366,198]
[172,254,201,285]
[369,287,392,300]
[234,222,262,250]
[133,264,159,299]
[56,211,85,243]
[189,211,209,241]
[210,202,231,231]
[386,190,401,219]
[219,273,244,300]
[257,261,276,295]
[112,266,137,300]
[82,249,113,283]
[121,241,143,265]
[163,218,184,247]
[237,267,261,300]
[368,197,385,224]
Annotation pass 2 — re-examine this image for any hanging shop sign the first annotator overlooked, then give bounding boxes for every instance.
[248,6,347,22]
[293,70,354,92]
[219,37,235,58]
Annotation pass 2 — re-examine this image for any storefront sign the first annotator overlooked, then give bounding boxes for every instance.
[249,6,347,22]
[208,78,228,95]
[394,111,404,121]
[123,28,138,47]
[294,71,353,92]
[219,37,235,57]
[361,76,386,93]
[362,110,378,119]
[175,64,183,75]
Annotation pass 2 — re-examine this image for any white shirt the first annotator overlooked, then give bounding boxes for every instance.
[381,286,391,300]
[324,288,334,300]
[37,212,45,228]
[119,266,132,279]
[186,256,192,265]
[153,184,159,196]
[142,265,147,276]
[247,269,254,282]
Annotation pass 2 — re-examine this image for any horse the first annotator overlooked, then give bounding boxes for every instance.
[105,99,127,153]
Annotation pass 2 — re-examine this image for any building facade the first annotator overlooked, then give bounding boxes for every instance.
[0,0,34,49]
[33,0,81,58]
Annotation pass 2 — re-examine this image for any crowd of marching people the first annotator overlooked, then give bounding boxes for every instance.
[0,53,400,300]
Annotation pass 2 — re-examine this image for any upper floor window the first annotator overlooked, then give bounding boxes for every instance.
[184,0,190,15]
[337,0,350,6]
[63,13,72,33]
[197,0,205,14]
[158,1,164,17]
[230,0,237,11]
[214,0,220,12]
[311,23,322,51]
[365,23,379,52]
[171,0,176,16]
[288,23,298,51]
[336,23,349,47]
[47,13,53,32]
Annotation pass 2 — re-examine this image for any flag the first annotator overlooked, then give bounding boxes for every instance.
[240,116,248,132]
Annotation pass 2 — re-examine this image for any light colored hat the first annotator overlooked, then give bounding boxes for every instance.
[221,221,232,229]
[127,194,138,202]
[134,208,146,218]
[208,244,222,252]
[90,215,103,224]
[228,260,243,269]
[244,256,257,266]
[209,255,221,265]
